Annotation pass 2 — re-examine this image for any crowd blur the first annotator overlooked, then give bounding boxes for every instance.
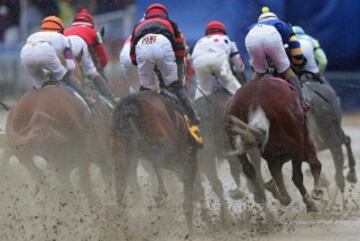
[0,0,133,44]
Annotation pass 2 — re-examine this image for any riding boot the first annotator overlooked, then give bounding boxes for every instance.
[288,76,309,112]
[92,74,116,109]
[62,73,96,114]
[168,81,203,146]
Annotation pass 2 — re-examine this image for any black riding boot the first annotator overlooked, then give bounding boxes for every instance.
[169,81,199,125]
[288,76,309,111]
[168,81,203,145]
[62,73,96,114]
[93,74,116,108]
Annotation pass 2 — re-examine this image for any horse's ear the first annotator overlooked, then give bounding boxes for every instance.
[100,26,105,38]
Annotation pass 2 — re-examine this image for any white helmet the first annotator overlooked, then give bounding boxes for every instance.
[258,7,278,22]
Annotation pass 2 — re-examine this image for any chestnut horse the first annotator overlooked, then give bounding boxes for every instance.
[225,75,323,212]
[111,90,198,232]
[1,85,113,203]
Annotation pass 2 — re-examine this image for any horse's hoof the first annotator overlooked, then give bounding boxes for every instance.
[264,179,281,199]
[305,198,319,213]
[311,189,324,200]
[319,175,330,188]
[229,188,245,200]
[279,195,291,206]
[254,192,266,204]
[153,195,165,207]
[346,171,357,183]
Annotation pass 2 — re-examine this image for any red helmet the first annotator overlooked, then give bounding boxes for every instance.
[73,8,94,26]
[205,21,226,35]
[145,3,168,19]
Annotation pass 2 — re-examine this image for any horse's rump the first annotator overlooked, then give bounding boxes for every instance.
[226,76,305,157]
[113,91,188,153]
[5,86,92,149]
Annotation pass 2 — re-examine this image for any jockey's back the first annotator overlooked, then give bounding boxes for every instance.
[298,38,319,74]
[192,34,232,59]
[26,31,70,56]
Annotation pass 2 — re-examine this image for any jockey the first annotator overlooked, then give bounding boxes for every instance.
[20,16,87,99]
[119,35,137,93]
[64,8,115,107]
[292,26,328,76]
[192,20,245,98]
[245,7,308,110]
[130,3,203,145]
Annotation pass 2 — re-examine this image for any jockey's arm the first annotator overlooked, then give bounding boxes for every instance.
[63,44,76,73]
[312,39,327,75]
[229,41,246,84]
[170,20,185,64]
[229,41,245,73]
[94,43,108,70]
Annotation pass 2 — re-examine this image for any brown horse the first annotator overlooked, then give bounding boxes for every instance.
[1,85,112,203]
[225,75,323,212]
[111,90,198,232]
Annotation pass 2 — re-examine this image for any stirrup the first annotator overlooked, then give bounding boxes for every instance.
[98,94,115,109]
[184,115,204,146]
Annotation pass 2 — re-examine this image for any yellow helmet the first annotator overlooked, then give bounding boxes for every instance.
[40,16,64,33]
[258,6,278,22]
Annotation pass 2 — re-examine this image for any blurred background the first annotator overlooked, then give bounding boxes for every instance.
[0,0,360,111]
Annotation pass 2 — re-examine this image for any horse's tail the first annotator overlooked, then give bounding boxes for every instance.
[227,106,269,156]
[248,106,270,151]
[113,96,142,155]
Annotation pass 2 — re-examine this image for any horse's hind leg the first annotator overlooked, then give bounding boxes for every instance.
[183,148,197,234]
[267,161,291,206]
[19,154,50,192]
[237,154,265,203]
[204,157,231,222]
[330,145,345,193]
[228,156,245,199]
[291,158,318,212]
[344,135,357,183]
[152,158,167,207]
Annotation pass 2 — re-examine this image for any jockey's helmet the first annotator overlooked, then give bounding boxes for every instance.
[205,21,227,35]
[73,8,94,27]
[292,26,305,35]
[258,6,278,22]
[145,3,168,19]
[40,16,64,33]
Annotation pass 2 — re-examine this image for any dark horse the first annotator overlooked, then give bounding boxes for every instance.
[225,75,323,211]
[196,87,265,204]
[1,85,113,203]
[302,75,357,205]
[111,90,198,232]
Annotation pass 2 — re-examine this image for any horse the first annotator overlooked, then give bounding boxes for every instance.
[0,84,113,205]
[225,75,323,212]
[194,87,235,220]
[111,90,199,232]
[301,74,357,205]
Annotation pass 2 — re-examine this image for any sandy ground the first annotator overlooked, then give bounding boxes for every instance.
[0,110,359,241]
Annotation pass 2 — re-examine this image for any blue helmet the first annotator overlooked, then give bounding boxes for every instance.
[292,26,305,35]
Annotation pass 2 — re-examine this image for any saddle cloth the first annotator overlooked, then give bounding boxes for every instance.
[42,81,92,114]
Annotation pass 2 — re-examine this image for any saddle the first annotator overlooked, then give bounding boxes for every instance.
[42,81,92,114]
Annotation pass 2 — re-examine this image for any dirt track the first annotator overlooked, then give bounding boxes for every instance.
[0,112,359,241]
